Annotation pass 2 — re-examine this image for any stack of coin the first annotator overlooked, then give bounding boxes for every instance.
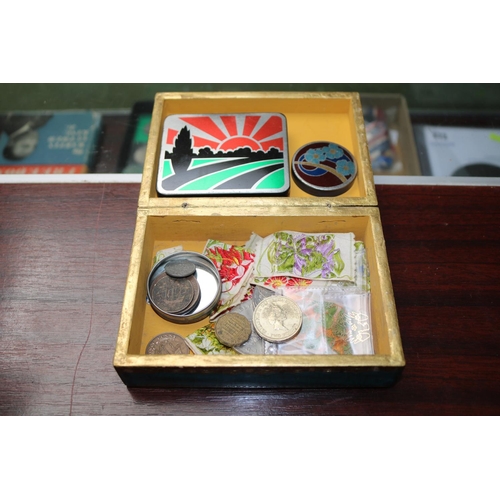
[253,295,302,343]
[147,252,222,324]
[150,272,201,316]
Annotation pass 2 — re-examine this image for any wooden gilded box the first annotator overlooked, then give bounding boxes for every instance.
[113,92,405,388]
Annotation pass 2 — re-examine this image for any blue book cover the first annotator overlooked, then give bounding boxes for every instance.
[0,111,102,171]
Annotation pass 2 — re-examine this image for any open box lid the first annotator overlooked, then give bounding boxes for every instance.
[139,92,377,209]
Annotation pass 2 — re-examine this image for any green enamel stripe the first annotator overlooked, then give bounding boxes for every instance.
[254,168,285,190]
[490,133,500,143]
[177,159,284,191]
[191,157,242,168]
[162,159,173,179]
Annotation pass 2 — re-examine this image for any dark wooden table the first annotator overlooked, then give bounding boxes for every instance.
[1,182,499,415]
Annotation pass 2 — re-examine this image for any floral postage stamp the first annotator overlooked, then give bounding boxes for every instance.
[251,231,355,282]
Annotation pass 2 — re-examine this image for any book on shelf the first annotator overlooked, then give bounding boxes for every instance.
[0,111,102,174]
[118,101,153,173]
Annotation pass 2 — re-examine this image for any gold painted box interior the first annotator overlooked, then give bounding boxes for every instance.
[113,92,405,388]
[139,92,377,209]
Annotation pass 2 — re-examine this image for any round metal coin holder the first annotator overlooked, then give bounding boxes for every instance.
[147,251,222,324]
[291,141,358,196]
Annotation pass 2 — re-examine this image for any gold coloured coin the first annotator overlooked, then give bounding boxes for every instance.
[253,295,302,343]
[146,332,191,355]
[215,312,252,347]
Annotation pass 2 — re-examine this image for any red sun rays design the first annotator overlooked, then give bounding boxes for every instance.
[166,115,284,152]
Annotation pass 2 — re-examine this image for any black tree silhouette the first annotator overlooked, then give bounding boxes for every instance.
[172,126,192,157]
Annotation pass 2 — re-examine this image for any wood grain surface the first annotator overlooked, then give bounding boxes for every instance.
[0,183,499,415]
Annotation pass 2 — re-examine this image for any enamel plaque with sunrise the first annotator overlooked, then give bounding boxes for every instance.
[157,113,289,196]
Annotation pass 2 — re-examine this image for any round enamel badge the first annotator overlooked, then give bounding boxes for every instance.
[291,141,357,196]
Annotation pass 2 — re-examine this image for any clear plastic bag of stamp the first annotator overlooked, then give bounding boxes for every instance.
[265,287,374,356]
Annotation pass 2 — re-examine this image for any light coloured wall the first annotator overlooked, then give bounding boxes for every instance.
[1,83,500,112]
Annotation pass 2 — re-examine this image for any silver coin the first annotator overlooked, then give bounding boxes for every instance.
[253,295,302,343]
[146,332,190,355]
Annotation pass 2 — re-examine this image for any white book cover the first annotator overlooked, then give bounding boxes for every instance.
[414,125,500,176]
